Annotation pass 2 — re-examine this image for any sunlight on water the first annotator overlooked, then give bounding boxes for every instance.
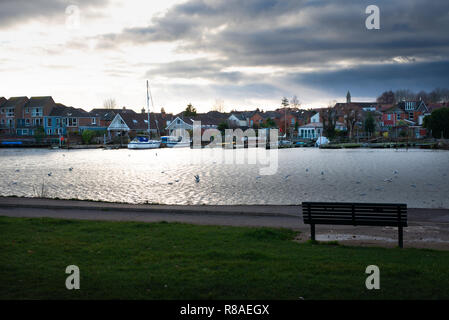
[1,148,448,208]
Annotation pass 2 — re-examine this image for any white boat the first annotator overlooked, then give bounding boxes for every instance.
[128,80,161,150]
[128,136,161,149]
[162,136,191,148]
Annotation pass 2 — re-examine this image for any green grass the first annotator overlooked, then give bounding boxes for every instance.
[1,216,449,300]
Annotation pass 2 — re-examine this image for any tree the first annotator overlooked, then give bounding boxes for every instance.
[217,121,229,134]
[364,112,376,136]
[290,95,301,110]
[281,97,289,108]
[320,107,337,139]
[423,107,449,138]
[82,129,95,144]
[184,103,197,116]
[343,105,361,139]
[377,91,395,104]
[212,99,225,113]
[262,117,276,128]
[103,98,117,109]
[394,89,415,103]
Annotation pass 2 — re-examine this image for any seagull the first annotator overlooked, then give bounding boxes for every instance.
[15,169,20,172]
[393,170,399,175]
[305,168,309,172]
[284,175,291,179]
[384,178,392,183]
[69,167,73,171]
[194,175,200,183]
[321,171,324,175]
[48,172,52,177]
[410,184,417,188]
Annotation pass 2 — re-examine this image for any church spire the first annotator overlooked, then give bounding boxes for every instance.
[346,91,351,104]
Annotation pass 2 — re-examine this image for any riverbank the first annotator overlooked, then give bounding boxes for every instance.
[1,216,449,299]
[1,197,449,250]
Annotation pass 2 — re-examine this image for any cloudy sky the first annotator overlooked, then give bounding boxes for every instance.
[1,0,448,113]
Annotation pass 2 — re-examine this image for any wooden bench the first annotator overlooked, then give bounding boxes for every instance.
[302,202,407,248]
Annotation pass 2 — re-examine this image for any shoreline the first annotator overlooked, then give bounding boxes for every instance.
[1,196,449,250]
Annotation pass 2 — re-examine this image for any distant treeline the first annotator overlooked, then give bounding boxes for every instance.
[377,88,449,104]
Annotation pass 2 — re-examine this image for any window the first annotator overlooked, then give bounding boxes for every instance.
[67,118,77,127]
[32,107,43,117]
[33,118,43,126]
[397,113,401,120]
[56,118,61,126]
[25,107,29,113]
[47,129,52,135]
[25,119,30,126]
[177,119,181,124]
[291,118,295,125]
[0,108,3,114]
[7,108,14,117]
[409,112,414,120]
[387,114,391,120]
[47,118,52,127]
[91,117,96,125]
[7,119,14,126]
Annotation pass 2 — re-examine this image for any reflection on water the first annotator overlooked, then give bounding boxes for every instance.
[1,148,448,208]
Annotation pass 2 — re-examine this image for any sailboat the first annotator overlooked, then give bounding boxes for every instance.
[128,81,161,149]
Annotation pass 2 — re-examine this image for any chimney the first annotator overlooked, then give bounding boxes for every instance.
[141,108,145,114]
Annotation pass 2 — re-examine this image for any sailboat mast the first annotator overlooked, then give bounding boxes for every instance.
[146,80,150,136]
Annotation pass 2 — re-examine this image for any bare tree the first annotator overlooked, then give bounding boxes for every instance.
[290,95,301,110]
[212,99,225,113]
[320,107,337,139]
[103,98,117,109]
[343,105,361,139]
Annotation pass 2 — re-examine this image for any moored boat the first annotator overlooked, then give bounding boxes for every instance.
[128,136,161,149]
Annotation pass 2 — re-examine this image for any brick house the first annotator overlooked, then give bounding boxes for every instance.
[16,97,56,136]
[1,97,29,135]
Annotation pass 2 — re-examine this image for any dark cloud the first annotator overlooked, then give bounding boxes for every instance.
[0,0,108,28]
[94,0,449,100]
[290,60,449,97]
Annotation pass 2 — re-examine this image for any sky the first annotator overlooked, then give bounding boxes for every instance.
[0,0,448,114]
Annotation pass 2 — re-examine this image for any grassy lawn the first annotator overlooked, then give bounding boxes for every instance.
[1,216,448,300]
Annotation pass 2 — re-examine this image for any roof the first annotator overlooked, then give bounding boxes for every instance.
[118,112,167,131]
[176,111,229,126]
[427,103,448,112]
[89,108,117,121]
[49,105,90,117]
[3,96,29,109]
[0,97,6,107]
[26,96,55,109]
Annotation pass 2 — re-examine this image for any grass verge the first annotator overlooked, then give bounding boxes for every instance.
[1,216,448,299]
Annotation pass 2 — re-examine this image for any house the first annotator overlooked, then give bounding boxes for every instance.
[297,122,323,139]
[1,97,29,135]
[227,111,257,128]
[42,104,100,136]
[165,111,228,135]
[108,111,164,137]
[16,96,56,136]
[248,111,264,128]
[89,108,118,128]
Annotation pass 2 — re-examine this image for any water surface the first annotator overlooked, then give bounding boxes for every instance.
[1,148,448,208]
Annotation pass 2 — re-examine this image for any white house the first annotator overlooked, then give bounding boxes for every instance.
[298,122,323,139]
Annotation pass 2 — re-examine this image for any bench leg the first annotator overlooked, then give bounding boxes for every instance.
[310,224,315,241]
[398,226,403,248]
